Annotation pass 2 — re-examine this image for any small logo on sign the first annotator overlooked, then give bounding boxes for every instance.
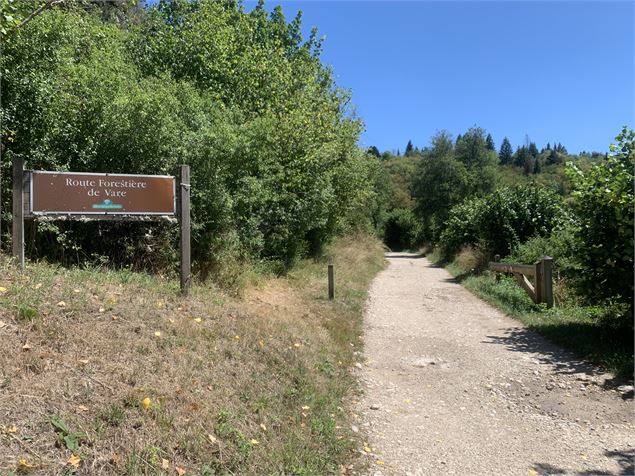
[92,199,123,210]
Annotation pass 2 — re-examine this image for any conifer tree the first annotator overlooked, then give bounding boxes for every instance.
[404,140,414,157]
[499,137,513,165]
[485,133,495,151]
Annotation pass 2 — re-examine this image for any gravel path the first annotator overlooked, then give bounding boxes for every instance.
[354,253,634,476]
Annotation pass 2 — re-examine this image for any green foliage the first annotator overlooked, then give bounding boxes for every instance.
[440,184,567,257]
[507,225,580,280]
[50,415,85,451]
[566,126,634,316]
[382,208,421,251]
[1,2,375,275]
[412,128,498,240]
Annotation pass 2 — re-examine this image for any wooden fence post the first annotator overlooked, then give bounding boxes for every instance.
[328,264,334,300]
[179,165,191,296]
[12,157,24,270]
[494,254,500,282]
[542,256,553,308]
[534,259,543,304]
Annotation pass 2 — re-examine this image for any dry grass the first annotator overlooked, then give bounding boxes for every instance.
[0,234,386,475]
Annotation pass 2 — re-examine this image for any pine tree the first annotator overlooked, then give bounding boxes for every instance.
[546,142,551,150]
[533,158,542,174]
[455,134,462,145]
[485,133,495,151]
[404,140,414,157]
[528,142,539,158]
[367,146,381,158]
[499,137,513,165]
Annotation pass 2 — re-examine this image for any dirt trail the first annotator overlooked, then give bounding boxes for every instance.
[354,253,634,476]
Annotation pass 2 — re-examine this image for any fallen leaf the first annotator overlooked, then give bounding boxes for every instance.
[73,288,80,293]
[18,458,34,470]
[175,467,186,476]
[339,464,348,475]
[0,321,6,329]
[301,406,310,411]
[293,343,301,348]
[528,470,539,475]
[78,359,89,365]
[22,343,32,351]
[142,397,151,410]
[35,283,42,289]
[154,331,162,337]
[161,459,170,470]
[6,425,17,433]
[193,317,202,323]
[67,454,81,468]
[78,405,89,412]
[375,460,384,465]
[207,434,217,443]
[258,340,265,348]
[259,423,267,432]
[233,335,240,341]
[112,316,119,321]
[250,439,259,445]
[580,454,588,460]
[363,446,372,453]
[404,399,411,404]
[99,307,105,313]
[57,301,66,307]
[0,286,7,293]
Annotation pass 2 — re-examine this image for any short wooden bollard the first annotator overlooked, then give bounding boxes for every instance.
[328,264,334,300]
[494,254,500,282]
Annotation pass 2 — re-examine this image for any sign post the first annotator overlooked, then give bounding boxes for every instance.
[12,157,25,269]
[179,165,191,296]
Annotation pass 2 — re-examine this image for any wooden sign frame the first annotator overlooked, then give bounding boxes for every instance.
[11,158,191,295]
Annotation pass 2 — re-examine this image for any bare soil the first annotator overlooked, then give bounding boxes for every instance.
[354,253,634,476]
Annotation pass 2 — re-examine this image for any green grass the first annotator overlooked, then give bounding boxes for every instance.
[431,254,633,379]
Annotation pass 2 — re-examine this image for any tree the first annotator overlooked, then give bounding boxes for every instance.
[528,142,539,158]
[499,137,513,165]
[412,131,467,239]
[404,140,414,157]
[485,133,495,151]
[367,146,380,158]
[454,127,498,197]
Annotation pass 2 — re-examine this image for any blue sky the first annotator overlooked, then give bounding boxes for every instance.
[240,0,634,154]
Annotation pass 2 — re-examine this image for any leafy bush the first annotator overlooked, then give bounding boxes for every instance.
[440,184,567,257]
[566,127,634,319]
[507,225,580,280]
[1,3,376,276]
[382,208,422,251]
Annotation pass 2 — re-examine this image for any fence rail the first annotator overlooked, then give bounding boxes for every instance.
[489,255,553,308]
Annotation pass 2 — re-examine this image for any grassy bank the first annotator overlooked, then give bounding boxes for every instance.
[427,250,633,379]
[0,234,386,475]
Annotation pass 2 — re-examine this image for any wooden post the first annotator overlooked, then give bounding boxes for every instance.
[542,256,553,308]
[179,165,191,296]
[534,259,543,304]
[12,157,24,269]
[494,254,501,282]
[328,264,334,300]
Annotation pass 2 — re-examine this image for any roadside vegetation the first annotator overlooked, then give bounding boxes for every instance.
[0,234,385,474]
[374,128,634,378]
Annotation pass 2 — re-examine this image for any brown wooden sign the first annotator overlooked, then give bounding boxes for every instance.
[30,171,175,215]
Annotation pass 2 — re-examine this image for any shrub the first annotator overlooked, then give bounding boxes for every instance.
[566,127,634,319]
[440,184,567,258]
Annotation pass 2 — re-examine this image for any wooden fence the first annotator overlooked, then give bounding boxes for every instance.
[489,255,553,308]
